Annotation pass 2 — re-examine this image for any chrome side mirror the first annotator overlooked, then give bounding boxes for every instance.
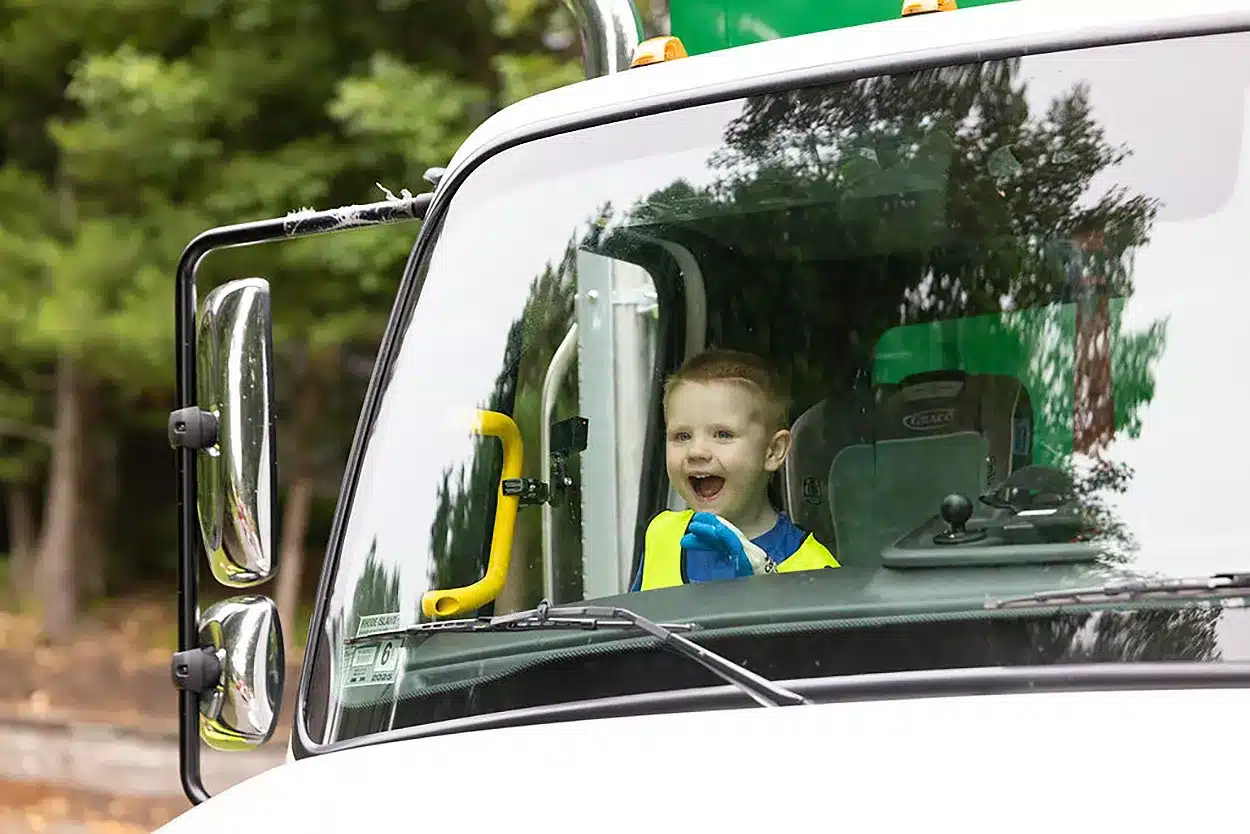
[189,277,278,587]
[169,195,432,805]
[196,595,285,751]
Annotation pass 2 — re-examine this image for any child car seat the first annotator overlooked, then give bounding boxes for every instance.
[783,370,1033,566]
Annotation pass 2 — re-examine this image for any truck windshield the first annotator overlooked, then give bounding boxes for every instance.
[305,30,1250,746]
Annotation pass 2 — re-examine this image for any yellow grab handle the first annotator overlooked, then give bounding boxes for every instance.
[421,410,524,618]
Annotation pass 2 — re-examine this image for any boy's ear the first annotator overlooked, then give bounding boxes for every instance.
[763,428,792,472]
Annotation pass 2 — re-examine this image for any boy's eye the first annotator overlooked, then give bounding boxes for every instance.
[715,429,734,440]
[671,431,691,442]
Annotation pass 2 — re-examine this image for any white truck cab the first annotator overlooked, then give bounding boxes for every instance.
[161,0,1250,828]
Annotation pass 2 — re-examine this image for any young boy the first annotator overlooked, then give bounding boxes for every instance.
[629,349,839,592]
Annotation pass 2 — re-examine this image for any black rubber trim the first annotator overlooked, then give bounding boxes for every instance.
[291,13,1250,760]
[306,661,1250,758]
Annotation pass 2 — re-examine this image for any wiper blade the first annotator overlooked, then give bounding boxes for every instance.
[985,572,1250,610]
[347,600,810,708]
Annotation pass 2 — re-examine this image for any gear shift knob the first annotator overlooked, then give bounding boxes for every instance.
[940,493,974,531]
[933,492,985,545]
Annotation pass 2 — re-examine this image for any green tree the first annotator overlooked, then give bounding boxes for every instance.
[0,0,597,638]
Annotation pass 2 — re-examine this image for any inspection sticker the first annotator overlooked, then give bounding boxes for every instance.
[345,638,403,688]
[344,611,404,688]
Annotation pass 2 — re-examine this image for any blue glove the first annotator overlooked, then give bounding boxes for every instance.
[681,512,756,578]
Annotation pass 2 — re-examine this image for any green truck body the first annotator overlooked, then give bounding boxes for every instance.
[670,0,1013,55]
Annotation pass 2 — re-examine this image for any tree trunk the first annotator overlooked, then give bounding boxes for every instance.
[273,352,335,656]
[36,356,83,640]
[7,484,36,603]
[494,536,534,615]
[275,467,314,658]
[75,414,115,602]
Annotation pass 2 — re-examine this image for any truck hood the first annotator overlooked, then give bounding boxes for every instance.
[159,686,1246,831]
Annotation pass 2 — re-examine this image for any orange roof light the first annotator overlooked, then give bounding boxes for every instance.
[902,0,958,15]
[630,36,688,68]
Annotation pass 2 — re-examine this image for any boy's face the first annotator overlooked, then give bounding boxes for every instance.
[664,380,791,527]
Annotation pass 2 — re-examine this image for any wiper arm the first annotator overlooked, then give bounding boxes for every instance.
[347,600,810,708]
[985,572,1250,610]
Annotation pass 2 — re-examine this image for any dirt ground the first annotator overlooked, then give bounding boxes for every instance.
[0,596,301,736]
[0,596,303,832]
[0,780,190,833]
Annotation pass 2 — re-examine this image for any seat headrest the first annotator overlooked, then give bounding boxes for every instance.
[873,370,980,438]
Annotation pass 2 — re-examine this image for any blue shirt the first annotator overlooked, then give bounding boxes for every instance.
[629,512,810,591]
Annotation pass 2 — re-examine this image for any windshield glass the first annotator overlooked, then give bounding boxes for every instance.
[305,30,1250,745]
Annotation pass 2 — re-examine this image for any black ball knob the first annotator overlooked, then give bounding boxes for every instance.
[940,493,974,530]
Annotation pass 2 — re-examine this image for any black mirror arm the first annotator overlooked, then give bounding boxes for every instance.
[169,192,431,806]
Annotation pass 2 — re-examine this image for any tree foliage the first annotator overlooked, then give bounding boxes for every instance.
[0,0,598,634]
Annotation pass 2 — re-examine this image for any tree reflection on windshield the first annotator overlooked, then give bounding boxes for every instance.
[596,57,1166,565]
[423,49,1184,613]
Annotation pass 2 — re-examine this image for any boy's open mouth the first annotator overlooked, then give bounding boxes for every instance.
[689,475,725,500]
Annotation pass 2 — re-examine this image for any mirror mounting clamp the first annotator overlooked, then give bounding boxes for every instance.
[168,406,219,451]
[502,477,550,506]
[171,646,221,694]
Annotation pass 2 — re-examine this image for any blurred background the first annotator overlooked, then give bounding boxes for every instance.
[0,0,668,829]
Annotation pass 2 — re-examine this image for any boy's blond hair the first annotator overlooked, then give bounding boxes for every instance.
[662,349,791,432]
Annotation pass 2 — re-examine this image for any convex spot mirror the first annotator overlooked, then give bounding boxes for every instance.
[170,277,278,587]
[197,595,284,751]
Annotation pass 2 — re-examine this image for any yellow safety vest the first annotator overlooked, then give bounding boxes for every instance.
[638,510,840,591]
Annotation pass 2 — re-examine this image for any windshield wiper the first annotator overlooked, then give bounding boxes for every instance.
[985,572,1250,610]
[346,600,810,708]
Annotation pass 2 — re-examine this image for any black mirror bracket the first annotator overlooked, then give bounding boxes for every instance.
[170,191,432,807]
[504,416,590,509]
[168,407,219,451]
[171,646,222,694]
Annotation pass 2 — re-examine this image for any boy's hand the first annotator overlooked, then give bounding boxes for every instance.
[681,512,778,578]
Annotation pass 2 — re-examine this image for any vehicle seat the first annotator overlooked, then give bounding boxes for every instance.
[782,370,1033,566]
